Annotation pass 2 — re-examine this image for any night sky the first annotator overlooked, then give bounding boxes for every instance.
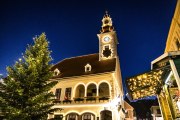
[0,0,177,86]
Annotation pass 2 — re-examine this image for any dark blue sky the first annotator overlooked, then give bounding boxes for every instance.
[0,0,177,83]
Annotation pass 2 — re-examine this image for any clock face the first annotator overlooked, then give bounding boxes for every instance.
[103,36,110,42]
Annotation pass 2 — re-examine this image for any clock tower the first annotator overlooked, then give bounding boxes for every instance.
[97,11,119,61]
[50,11,129,120]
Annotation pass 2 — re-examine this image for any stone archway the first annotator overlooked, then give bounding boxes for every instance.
[99,82,110,97]
[87,83,97,97]
[75,84,85,98]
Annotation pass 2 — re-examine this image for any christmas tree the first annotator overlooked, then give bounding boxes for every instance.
[0,33,59,120]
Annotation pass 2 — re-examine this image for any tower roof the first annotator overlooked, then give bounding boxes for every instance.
[100,11,115,33]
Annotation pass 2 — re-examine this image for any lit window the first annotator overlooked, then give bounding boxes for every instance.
[82,113,95,120]
[55,88,61,100]
[54,68,60,76]
[84,114,91,120]
[64,87,72,100]
[69,114,76,120]
[85,63,92,72]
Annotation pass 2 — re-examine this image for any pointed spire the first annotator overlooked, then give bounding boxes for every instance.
[100,11,114,33]
[104,10,110,18]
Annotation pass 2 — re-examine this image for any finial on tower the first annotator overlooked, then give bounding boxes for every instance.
[100,11,114,33]
[105,10,108,15]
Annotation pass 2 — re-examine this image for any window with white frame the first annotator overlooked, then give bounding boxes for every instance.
[85,63,92,72]
[54,68,60,76]
[64,87,72,100]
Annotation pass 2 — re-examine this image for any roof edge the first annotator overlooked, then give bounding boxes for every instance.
[52,53,99,68]
[50,71,115,80]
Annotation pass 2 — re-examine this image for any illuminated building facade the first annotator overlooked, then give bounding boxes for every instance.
[165,0,180,52]
[126,0,180,120]
[157,0,180,119]
[48,12,128,120]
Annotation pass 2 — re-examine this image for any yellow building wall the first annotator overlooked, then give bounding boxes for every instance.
[165,0,180,52]
[159,1,180,119]
[50,72,124,120]
[51,73,114,100]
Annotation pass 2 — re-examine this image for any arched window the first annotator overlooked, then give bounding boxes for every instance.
[66,113,79,120]
[100,110,112,120]
[81,112,95,120]
[87,83,97,97]
[75,84,85,98]
[99,82,110,97]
